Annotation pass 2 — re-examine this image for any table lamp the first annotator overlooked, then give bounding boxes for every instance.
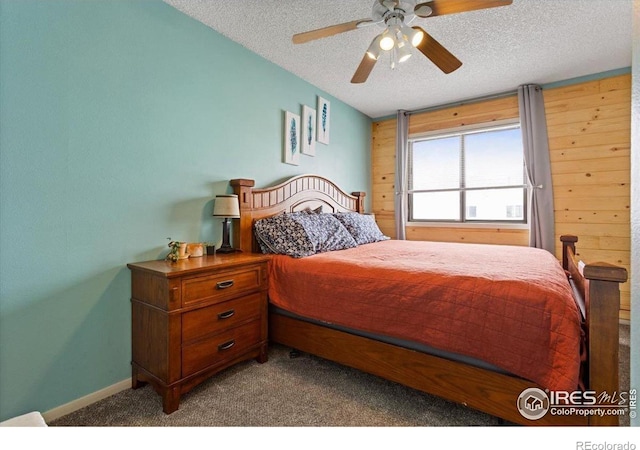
[212,194,240,253]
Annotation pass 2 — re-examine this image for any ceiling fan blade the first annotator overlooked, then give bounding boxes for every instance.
[415,0,512,18]
[413,27,462,74]
[351,53,377,84]
[293,19,372,44]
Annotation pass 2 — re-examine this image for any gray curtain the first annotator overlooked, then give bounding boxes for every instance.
[394,110,409,240]
[518,84,555,253]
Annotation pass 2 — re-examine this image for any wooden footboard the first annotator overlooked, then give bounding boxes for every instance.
[561,235,628,426]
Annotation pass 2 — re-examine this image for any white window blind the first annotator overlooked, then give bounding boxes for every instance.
[408,122,527,223]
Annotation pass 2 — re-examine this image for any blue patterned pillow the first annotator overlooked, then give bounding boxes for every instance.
[293,213,357,253]
[254,212,316,258]
[254,212,357,257]
[333,212,390,245]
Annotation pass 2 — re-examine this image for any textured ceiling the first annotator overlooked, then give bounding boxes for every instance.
[163,0,632,119]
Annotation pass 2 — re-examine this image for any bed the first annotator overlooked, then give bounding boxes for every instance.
[230,174,627,426]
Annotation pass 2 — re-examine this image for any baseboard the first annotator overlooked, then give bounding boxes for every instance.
[42,378,131,423]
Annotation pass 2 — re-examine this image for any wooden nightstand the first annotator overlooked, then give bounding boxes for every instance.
[127,252,270,414]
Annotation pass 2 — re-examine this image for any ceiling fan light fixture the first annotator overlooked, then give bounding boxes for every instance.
[401,25,424,47]
[292,0,512,84]
[366,35,383,60]
[396,42,412,63]
[379,31,395,51]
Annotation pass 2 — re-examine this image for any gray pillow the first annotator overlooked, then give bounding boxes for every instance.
[302,205,323,214]
[333,212,390,245]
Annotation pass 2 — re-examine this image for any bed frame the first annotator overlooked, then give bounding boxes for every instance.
[230,174,628,426]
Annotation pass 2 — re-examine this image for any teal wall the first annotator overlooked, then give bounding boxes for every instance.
[0,0,371,420]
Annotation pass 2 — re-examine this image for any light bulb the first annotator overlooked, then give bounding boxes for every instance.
[380,37,395,51]
[401,25,424,47]
[410,29,424,47]
[380,33,395,51]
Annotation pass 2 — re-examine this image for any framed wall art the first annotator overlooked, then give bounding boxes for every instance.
[316,96,330,145]
[301,105,316,156]
[284,110,300,165]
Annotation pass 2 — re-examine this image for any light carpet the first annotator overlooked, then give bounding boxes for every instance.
[50,324,630,427]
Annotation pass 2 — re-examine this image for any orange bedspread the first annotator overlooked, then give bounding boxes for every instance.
[267,239,582,391]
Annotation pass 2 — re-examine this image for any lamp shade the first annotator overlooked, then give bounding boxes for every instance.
[401,25,424,47]
[396,41,412,63]
[212,194,240,218]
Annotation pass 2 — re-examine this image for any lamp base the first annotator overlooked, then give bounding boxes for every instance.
[216,246,237,254]
[217,218,238,254]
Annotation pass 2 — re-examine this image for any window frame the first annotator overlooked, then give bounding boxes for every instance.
[407,120,529,226]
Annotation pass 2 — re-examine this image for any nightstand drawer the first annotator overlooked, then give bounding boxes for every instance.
[181,265,264,307]
[182,320,262,376]
[182,293,262,343]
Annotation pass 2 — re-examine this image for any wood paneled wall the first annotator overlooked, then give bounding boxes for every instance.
[545,75,631,319]
[371,74,631,319]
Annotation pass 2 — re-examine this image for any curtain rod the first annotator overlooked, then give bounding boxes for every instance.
[405,88,519,116]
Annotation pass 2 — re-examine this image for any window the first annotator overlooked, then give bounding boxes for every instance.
[408,122,527,224]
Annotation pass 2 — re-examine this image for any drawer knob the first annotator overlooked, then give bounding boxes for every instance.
[218,340,235,351]
[217,309,235,320]
[216,280,234,290]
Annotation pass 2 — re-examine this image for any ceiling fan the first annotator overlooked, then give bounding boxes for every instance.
[292,0,513,83]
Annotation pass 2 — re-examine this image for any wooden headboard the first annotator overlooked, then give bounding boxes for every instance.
[230,174,366,253]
